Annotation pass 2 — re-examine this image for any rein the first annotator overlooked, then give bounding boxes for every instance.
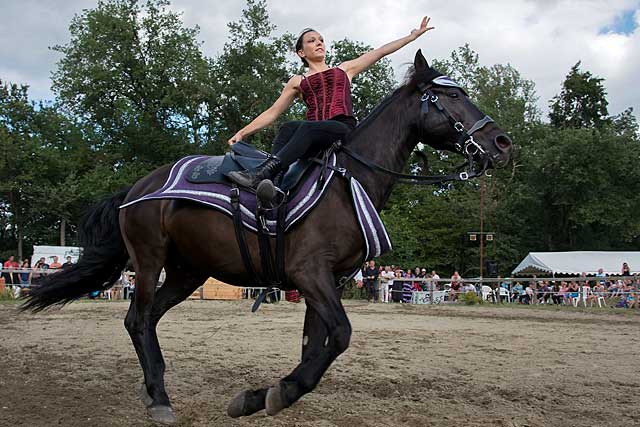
[339,77,493,185]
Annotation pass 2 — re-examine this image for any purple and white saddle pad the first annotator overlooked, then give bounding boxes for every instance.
[120,153,392,260]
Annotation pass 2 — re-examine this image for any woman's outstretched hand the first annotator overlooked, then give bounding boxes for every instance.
[410,16,435,40]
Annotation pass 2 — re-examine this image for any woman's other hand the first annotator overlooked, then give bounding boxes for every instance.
[228,131,244,145]
[410,16,435,40]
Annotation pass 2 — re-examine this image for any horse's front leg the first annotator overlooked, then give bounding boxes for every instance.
[228,270,352,417]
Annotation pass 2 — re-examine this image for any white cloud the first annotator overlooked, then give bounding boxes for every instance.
[1,0,638,118]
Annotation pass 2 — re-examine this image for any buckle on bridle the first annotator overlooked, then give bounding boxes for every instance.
[454,122,465,132]
[459,171,469,180]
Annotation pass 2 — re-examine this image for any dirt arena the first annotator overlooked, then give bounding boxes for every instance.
[1,299,638,427]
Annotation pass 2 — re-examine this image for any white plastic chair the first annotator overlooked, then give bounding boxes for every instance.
[481,286,495,302]
[498,287,511,303]
[585,287,606,308]
[580,286,591,307]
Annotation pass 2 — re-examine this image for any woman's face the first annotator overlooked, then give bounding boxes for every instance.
[298,31,325,64]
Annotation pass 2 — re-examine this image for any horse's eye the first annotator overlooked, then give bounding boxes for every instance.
[448,92,459,98]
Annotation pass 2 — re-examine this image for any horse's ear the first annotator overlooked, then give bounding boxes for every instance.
[414,49,430,71]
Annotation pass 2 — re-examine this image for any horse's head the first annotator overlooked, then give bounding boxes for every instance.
[411,50,512,172]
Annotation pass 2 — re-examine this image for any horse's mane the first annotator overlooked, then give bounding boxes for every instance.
[346,65,443,141]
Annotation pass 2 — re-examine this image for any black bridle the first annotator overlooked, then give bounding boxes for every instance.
[340,77,495,185]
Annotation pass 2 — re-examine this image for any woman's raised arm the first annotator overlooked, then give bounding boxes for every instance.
[228,76,300,145]
[340,16,434,81]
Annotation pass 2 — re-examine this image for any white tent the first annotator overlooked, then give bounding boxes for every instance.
[511,251,640,276]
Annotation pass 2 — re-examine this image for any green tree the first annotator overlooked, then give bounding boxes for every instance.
[51,0,209,170]
[0,81,95,257]
[549,62,609,129]
[205,0,298,153]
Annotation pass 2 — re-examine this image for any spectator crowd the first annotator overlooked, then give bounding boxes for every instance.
[354,261,639,309]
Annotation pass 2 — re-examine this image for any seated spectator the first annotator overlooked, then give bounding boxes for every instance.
[521,283,534,304]
[550,282,562,305]
[2,255,19,284]
[558,282,568,305]
[621,262,631,277]
[49,256,62,269]
[511,282,523,302]
[463,282,476,294]
[568,281,580,305]
[62,256,74,269]
[449,271,463,302]
[627,290,637,309]
[18,260,31,286]
[586,282,605,306]
[32,257,49,281]
[537,281,550,304]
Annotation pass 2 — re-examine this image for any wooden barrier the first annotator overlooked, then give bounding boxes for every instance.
[189,278,242,300]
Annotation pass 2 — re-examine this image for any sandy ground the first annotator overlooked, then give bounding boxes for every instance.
[0,299,638,427]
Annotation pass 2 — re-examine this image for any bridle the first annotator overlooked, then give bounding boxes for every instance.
[340,75,495,185]
[417,76,494,159]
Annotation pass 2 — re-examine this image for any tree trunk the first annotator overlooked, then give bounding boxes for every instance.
[18,227,23,260]
[60,218,66,246]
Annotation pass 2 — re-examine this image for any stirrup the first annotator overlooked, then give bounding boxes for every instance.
[256,179,278,202]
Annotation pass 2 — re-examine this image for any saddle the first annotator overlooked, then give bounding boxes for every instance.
[186,141,313,193]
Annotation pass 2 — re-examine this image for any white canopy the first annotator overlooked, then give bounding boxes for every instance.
[511,251,640,276]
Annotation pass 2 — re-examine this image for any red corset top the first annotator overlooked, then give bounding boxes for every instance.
[299,67,354,121]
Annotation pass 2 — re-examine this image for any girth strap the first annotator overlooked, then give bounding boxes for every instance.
[229,184,288,312]
[230,185,259,281]
[251,193,288,313]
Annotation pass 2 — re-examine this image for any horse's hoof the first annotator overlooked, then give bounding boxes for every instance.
[139,382,153,408]
[227,390,249,418]
[257,179,276,201]
[265,383,288,416]
[147,405,177,425]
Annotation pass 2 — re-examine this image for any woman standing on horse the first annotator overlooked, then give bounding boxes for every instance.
[227,16,435,189]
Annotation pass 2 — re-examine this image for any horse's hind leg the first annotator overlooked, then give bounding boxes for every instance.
[127,262,206,424]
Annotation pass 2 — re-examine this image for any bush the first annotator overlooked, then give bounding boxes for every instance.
[459,291,483,305]
[0,288,16,301]
[341,279,367,300]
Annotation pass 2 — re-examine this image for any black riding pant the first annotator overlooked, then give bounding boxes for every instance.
[271,119,355,168]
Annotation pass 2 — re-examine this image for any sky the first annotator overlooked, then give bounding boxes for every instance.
[1,0,639,120]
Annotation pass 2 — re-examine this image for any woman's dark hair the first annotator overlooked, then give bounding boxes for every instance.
[295,28,317,67]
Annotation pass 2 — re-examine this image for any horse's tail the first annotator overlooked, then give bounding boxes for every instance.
[21,188,131,312]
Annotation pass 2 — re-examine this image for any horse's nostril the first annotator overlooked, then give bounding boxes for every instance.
[495,134,512,151]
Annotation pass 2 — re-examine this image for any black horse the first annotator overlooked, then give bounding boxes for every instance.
[23,51,511,424]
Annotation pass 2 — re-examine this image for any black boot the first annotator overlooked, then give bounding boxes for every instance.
[227,156,283,189]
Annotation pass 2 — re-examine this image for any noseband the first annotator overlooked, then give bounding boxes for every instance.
[339,75,494,185]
